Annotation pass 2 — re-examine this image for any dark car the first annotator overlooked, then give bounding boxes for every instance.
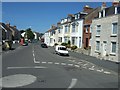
[41,43,48,48]
[22,41,28,46]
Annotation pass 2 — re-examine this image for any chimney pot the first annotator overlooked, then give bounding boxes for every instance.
[112,0,119,6]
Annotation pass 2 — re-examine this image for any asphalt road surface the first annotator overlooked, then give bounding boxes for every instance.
[1,42,119,89]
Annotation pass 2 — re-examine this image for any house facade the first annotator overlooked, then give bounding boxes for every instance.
[44,25,57,46]
[44,5,99,48]
[0,22,12,42]
[83,6,101,49]
[54,12,85,48]
[44,31,50,46]
[90,2,120,62]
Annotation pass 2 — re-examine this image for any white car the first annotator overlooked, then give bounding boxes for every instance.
[55,45,69,56]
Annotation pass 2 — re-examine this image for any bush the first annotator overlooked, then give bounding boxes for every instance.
[71,45,77,50]
[54,43,58,46]
[61,43,68,46]
[66,44,71,48]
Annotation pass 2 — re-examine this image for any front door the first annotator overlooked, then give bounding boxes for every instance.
[103,41,107,56]
[86,38,88,48]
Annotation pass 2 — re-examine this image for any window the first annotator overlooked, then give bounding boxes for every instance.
[86,26,89,33]
[75,14,78,19]
[72,24,75,32]
[65,25,68,33]
[50,38,53,43]
[58,27,61,33]
[72,37,77,45]
[117,6,120,14]
[58,37,62,42]
[64,37,69,43]
[60,47,66,50]
[112,23,117,35]
[96,25,101,36]
[111,42,116,53]
[72,37,75,45]
[96,41,100,51]
[64,37,67,43]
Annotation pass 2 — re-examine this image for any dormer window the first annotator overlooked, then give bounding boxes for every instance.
[67,17,71,22]
[75,14,77,19]
[99,9,106,18]
[75,14,80,20]
[103,9,106,17]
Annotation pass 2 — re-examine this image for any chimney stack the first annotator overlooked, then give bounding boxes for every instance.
[57,22,61,26]
[6,22,10,28]
[51,25,56,29]
[83,5,93,13]
[13,25,17,29]
[112,0,119,6]
[102,2,106,8]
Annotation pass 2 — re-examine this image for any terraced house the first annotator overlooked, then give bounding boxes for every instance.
[44,25,57,46]
[44,5,98,48]
[90,2,120,62]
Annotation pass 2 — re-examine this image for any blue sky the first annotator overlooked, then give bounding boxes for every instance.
[2,2,112,33]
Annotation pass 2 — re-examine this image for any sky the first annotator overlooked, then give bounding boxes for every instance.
[2,2,112,33]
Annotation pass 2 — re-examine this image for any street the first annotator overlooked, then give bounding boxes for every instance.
[1,42,119,89]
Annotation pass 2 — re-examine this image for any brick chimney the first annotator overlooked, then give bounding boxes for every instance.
[6,23,10,28]
[13,25,17,29]
[83,5,93,13]
[102,2,107,9]
[68,14,74,17]
[51,25,56,29]
[112,0,119,6]
[57,22,61,26]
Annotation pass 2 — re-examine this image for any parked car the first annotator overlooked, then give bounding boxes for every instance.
[41,43,48,48]
[22,41,28,46]
[2,42,7,50]
[55,45,69,56]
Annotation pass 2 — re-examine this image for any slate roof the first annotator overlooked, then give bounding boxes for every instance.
[0,23,12,32]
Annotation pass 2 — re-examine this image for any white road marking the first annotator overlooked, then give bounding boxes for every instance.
[48,62,53,64]
[33,58,40,64]
[67,78,77,90]
[33,53,35,57]
[61,63,66,65]
[54,62,59,65]
[32,47,40,64]
[74,65,80,68]
[96,69,104,72]
[7,66,47,69]
[104,71,111,74]
[83,64,88,66]
[68,64,73,66]
[92,66,95,68]
[41,62,47,64]
[89,68,94,71]
[0,74,37,88]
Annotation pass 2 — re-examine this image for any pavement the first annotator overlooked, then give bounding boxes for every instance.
[1,42,119,89]
[69,50,119,73]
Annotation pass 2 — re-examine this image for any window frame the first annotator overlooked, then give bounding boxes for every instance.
[111,22,118,36]
[111,41,117,54]
[96,25,101,36]
[95,41,100,52]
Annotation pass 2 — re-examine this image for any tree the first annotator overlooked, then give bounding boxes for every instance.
[25,28,35,40]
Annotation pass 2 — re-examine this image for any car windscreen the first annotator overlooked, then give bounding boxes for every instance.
[60,47,66,50]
